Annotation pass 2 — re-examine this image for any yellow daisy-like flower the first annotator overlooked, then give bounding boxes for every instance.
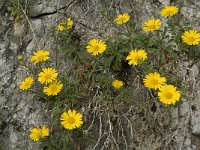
[126,49,147,65]
[57,23,65,31]
[143,72,166,90]
[29,126,50,142]
[143,19,162,32]
[43,80,63,96]
[160,6,178,17]
[158,85,181,105]
[181,30,200,45]
[38,67,58,84]
[60,110,83,130]
[40,125,49,138]
[31,50,49,65]
[29,127,41,142]
[86,39,107,56]
[114,13,130,25]
[67,18,73,30]
[112,80,123,89]
[19,77,34,90]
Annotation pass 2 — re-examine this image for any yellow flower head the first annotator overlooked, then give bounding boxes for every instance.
[158,85,181,105]
[67,18,73,30]
[143,72,166,90]
[126,49,147,65]
[31,50,49,65]
[43,80,63,96]
[30,126,50,142]
[60,110,83,130]
[86,39,107,56]
[112,80,123,89]
[19,77,34,90]
[160,6,178,17]
[38,67,58,84]
[114,13,130,25]
[143,19,162,32]
[40,125,49,138]
[181,30,200,45]
[29,127,41,142]
[57,23,65,31]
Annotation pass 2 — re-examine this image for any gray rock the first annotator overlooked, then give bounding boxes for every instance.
[28,0,74,17]
[0,0,5,10]
[191,112,200,135]
[189,64,199,79]
[14,22,25,36]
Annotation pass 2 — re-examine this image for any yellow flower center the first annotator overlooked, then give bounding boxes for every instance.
[45,73,52,79]
[51,85,58,91]
[148,23,156,29]
[93,45,100,52]
[119,16,126,22]
[167,10,173,14]
[134,54,141,61]
[151,79,158,85]
[37,54,45,60]
[188,36,195,42]
[67,116,76,124]
[165,92,173,99]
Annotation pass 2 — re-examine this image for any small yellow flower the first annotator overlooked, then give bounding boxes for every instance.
[86,39,107,56]
[43,80,63,96]
[114,13,130,25]
[31,50,49,65]
[29,127,41,142]
[112,80,123,89]
[38,67,58,84]
[19,77,34,90]
[67,18,73,30]
[143,72,166,90]
[143,19,162,32]
[30,126,50,142]
[158,85,181,105]
[182,30,200,45]
[17,55,24,61]
[160,6,178,17]
[40,125,49,138]
[60,110,83,130]
[57,23,65,31]
[126,49,147,65]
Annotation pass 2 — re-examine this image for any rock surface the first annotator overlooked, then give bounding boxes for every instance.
[0,0,200,149]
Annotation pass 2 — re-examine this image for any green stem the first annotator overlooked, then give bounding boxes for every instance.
[156,31,166,65]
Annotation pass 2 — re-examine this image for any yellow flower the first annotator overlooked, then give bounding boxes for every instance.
[158,85,181,105]
[143,72,166,90]
[60,110,83,130]
[19,77,34,90]
[43,80,63,96]
[112,80,123,89]
[114,13,130,25]
[160,6,178,17]
[30,126,50,142]
[38,67,58,84]
[31,50,49,65]
[40,125,49,138]
[143,19,162,32]
[57,23,65,31]
[17,55,24,61]
[126,49,147,65]
[86,39,107,56]
[181,30,200,45]
[29,127,41,142]
[67,18,73,30]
